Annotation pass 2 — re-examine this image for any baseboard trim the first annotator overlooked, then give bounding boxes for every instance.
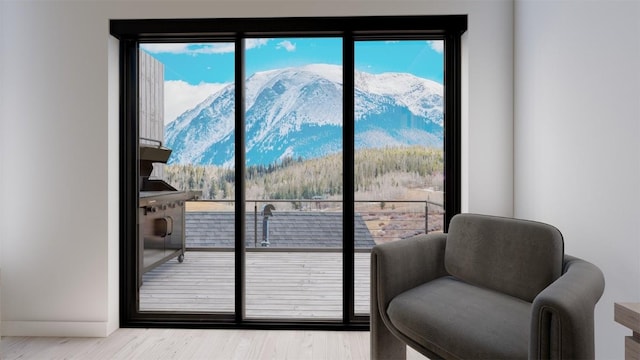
[2,321,114,337]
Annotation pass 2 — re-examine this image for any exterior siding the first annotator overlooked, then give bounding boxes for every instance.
[139,50,165,178]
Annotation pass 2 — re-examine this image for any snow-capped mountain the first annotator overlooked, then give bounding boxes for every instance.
[164,64,443,166]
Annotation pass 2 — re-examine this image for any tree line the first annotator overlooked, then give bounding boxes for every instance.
[163,146,443,201]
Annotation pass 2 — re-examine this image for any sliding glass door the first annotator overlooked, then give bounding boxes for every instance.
[112,15,466,328]
[243,37,344,320]
[353,40,446,315]
[137,42,236,314]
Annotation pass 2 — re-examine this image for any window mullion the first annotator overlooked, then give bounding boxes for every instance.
[443,34,462,231]
[234,36,246,322]
[343,33,356,324]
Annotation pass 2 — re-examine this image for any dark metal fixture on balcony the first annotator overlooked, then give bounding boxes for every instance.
[261,204,276,247]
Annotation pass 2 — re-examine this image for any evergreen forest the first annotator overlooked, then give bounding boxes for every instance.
[163,146,443,202]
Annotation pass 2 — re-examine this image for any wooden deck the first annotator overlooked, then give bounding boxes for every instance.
[140,251,371,318]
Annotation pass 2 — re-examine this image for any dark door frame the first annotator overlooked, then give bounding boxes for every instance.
[111,15,466,330]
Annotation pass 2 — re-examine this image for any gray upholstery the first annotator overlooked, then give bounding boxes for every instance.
[388,276,530,359]
[371,213,605,360]
[445,213,564,302]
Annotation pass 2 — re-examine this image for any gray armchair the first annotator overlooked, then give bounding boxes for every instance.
[371,213,605,360]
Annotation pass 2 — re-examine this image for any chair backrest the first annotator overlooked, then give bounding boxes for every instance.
[444,213,564,302]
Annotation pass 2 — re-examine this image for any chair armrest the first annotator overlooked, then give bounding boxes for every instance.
[371,233,448,315]
[370,233,448,360]
[530,255,605,359]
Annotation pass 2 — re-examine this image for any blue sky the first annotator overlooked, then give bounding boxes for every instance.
[141,38,443,123]
[141,38,443,84]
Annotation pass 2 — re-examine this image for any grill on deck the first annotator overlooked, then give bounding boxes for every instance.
[138,141,199,287]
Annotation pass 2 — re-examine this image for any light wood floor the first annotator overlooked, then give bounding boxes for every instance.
[1,328,427,359]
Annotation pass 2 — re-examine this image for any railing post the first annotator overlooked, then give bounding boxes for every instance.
[254,202,258,248]
[425,201,429,234]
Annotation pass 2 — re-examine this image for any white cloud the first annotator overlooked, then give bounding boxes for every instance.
[164,80,228,124]
[246,38,270,50]
[276,40,296,52]
[141,39,269,55]
[427,40,444,54]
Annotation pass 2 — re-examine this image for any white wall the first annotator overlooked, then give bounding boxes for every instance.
[0,0,514,337]
[1,1,115,336]
[514,1,640,358]
[107,34,121,337]
[0,0,6,340]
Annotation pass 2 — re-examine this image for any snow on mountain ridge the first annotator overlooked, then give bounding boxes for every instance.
[299,63,344,84]
[355,70,443,123]
[164,63,443,166]
[166,85,232,134]
[165,85,236,164]
[247,64,442,120]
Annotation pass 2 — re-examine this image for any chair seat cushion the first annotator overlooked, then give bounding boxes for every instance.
[387,276,531,359]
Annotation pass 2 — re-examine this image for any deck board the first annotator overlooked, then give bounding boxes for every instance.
[140,251,371,318]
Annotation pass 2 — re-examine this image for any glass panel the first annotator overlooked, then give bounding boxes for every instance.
[244,38,343,320]
[137,42,235,313]
[354,40,445,315]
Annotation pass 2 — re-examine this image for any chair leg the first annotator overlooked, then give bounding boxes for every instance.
[371,308,406,360]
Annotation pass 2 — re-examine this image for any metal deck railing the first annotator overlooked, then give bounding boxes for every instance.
[184,199,444,248]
